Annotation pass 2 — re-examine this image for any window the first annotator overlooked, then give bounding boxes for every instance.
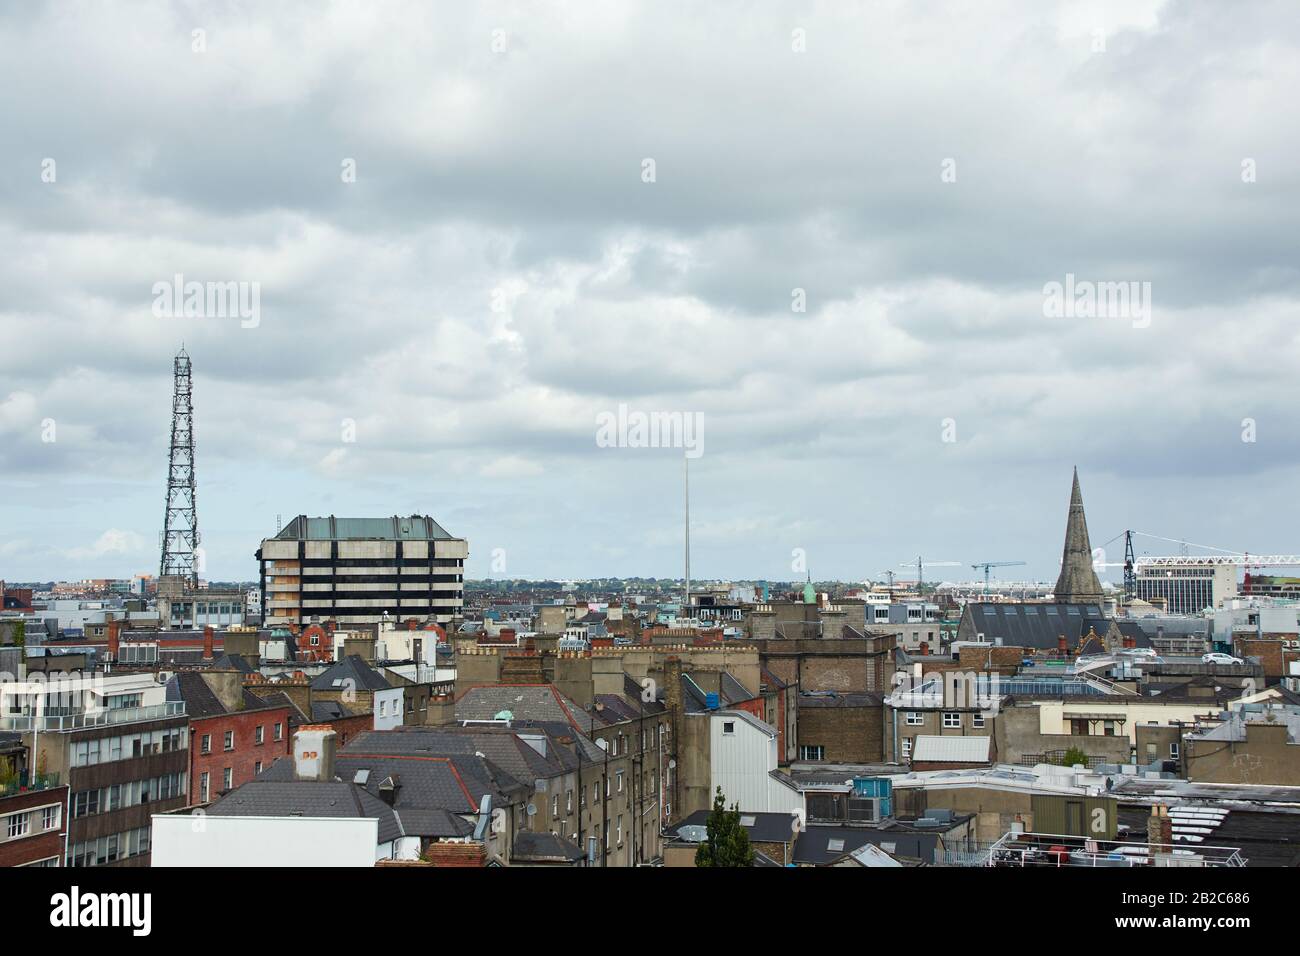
[255,726,265,745]
[616,771,624,794]
[200,772,210,803]
[722,721,735,735]
[200,734,212,754]
[943,712,961,728]
[6,812,31,839]
[906,712,924,726]
[223,731,234,751]
[222,768,233,791]
[616,816,623,845]
[902,738,913,759]
[565,789,573,813]
[254,761,263,775]
[1170,742,1180,759]
[972,713,986,729]
[799,745,825,761]
[42,806,58,831]
[274,722,283,741]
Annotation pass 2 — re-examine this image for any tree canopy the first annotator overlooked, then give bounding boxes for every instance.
[694,787,755,868]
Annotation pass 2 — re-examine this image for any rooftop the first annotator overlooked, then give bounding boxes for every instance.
[274,515,455,542]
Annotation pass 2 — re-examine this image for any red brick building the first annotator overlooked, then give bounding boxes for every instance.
[166,670,293,805]
[0,782,68,867]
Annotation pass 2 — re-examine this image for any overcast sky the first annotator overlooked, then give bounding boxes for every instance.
[2,0,1298,585]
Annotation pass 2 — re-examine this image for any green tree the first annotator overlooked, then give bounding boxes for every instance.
[1057,746,1090,768]
[695,787,755,868]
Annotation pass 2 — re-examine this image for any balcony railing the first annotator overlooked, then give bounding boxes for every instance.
[0,771,61,798]
[0,701,186,732]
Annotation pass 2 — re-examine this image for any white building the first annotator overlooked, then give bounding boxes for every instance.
[710,710,805,823]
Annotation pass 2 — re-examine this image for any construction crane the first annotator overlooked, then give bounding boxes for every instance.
[971,560,1027,596]
[1097,528,1300,600]
[900,557,961,588]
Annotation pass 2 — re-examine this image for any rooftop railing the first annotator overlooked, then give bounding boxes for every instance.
[0,701,185,732]
[986,830,1246,868]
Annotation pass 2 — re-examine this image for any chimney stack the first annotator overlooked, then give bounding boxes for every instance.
[1057,635,1068,655]
[203,625,215,661]
[293,726,338,782]
[1147,804,1173,860]
[107,619,121,661]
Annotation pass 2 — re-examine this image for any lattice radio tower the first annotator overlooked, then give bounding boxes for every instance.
[159,347,200,585]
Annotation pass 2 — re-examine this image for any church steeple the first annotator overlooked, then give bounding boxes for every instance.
[1053,467,1104,605]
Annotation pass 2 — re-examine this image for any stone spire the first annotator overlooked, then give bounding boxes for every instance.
[1053,467,1104,605]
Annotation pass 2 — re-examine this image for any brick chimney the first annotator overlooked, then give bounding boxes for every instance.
[919,641,930,656]
[664,657,684,717]
[203,625,215,661]
[1123,634,1136,649]
[1057,635,1068,655]
[406,618,419,631]
[107,619,121,661]
[1147,804,1172,860]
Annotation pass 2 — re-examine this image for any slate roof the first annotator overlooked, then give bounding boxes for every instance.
[311,700,356,721]
[961,603,1139,651]
[680,672,757,713]
[512,830,584,863]
[671,809,800,844]
[310,655,393,692]
[345,727,582,781]
[1115,802,1300,867]
[456,684,592,732]
[793,825,940,865]
[257,748,522,829]
[209,780,403,844]
[165,671,286,719]
[208,653,255,673]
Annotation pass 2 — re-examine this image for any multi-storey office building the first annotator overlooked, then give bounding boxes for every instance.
[1134,561,1238,614]
[257,515,467,629]
[0,672,188,866]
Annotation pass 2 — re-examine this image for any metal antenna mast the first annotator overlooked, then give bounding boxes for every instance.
[160,347,200,586]
[683,454,690,614]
